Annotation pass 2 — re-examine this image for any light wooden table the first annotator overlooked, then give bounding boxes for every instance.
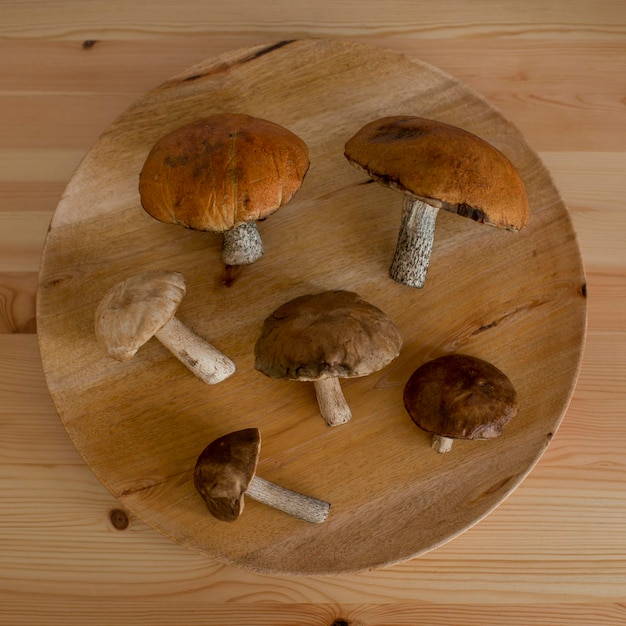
[1,2,625,624]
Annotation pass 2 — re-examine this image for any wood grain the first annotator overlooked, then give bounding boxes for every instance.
[2,0,624,40]
[1,0,625,622]
[1,601,626,626]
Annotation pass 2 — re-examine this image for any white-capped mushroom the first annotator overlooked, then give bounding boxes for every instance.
[95,269,235,384]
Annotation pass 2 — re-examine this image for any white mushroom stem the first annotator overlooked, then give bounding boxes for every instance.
[389,195,440,289]
[154,316,235,384]
[313,377,352,427]
[245,475,330,524]
[431,434,454,454]
[221,221,264,266]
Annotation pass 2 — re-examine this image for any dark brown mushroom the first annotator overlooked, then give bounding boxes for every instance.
[344,116,530,288]
[194,428,330,523]
[403,354,518,453]
[139,113,309,266]
[254,290,403,426]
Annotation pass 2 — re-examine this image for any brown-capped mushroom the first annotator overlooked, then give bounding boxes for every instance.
[403,354,518,453]
[95,269,235,384]
[194,428,330,523]
[344,116,530,288]
[254,290,403,427]
[139,113,310,266]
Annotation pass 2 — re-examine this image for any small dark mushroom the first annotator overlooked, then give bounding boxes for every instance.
[403,354,518,453]
[194,428,330,523]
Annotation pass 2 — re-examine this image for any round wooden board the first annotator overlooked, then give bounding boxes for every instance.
[36,39,586,575]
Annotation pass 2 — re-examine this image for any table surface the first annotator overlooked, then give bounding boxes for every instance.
[1,2,625,624]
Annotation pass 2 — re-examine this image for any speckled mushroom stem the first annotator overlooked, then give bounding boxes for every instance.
[313,377,352,427]
[221,221,264,265]
[389,196,439,289]
[431,434,454,453]
[154,316,236,385]
[245,476,330,524]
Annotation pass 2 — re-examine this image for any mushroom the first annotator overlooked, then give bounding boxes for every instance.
[194,428,330,523]
[95,269,235,384]
[254,290,403,427]
[403,354,518,453]
[344,116,530,288]
[139,113,310,267]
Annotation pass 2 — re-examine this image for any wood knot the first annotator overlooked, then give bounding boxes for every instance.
[109,508,129,530]
[82,40,98,49]
[332,621,350,626]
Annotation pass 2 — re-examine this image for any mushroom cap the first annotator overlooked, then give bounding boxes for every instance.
[344,116,530,231]
[254,290,403,381]
[95,269,185,362]
[403,354,518,440]
[139,113,310,233]
[194,428,261,522]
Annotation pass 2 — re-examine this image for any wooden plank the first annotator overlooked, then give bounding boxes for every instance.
[0,335,60,417]
[0,182,65,213]
[540,152,626,271]
[586,271,626,331]
[1,601,626,626]
[0,211,51,272]
[0,93,130,149]
[0,149,84,183]
[2,1,624,40]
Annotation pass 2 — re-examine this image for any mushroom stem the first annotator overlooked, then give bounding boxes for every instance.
[313,377,352,427]
[154,316,235,384]
[389,196,439,288]
[245,475,330,524]
[431,434,454,454]
[221,221,264,266]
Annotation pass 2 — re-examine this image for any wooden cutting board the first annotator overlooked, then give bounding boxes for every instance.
[36,39,586,575]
